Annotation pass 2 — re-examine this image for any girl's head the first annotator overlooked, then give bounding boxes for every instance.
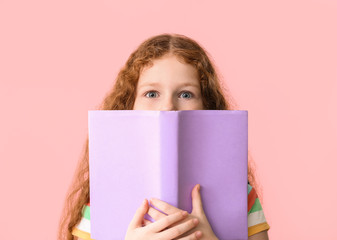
[99,33,237,111]
[133,54,205,111]
[58,33,259,240]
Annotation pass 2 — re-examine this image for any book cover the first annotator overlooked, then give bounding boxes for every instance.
[89,110,248,240]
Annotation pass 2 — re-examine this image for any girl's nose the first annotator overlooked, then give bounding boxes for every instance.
[160,97,177,111]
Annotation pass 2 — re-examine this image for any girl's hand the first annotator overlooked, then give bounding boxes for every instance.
[125,198,203,240]
[144,184,219,240]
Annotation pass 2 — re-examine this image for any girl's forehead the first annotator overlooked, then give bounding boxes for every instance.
[139,56,198,79]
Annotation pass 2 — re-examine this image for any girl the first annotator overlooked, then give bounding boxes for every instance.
[58,33,270,240]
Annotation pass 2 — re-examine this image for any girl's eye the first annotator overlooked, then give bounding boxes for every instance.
[144,91,159,98]
[180,91,193,99]
[144,91,194,99]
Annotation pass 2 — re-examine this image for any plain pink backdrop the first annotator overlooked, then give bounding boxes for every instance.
[0,0,336,239]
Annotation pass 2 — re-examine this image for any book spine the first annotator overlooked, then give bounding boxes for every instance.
[159,111,179,208]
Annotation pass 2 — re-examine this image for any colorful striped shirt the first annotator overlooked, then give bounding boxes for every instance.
[72,183,270,239]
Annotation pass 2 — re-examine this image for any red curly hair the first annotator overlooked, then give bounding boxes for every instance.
[57,33,263,240]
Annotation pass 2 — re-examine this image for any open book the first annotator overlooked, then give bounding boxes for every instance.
[89,110,248,240]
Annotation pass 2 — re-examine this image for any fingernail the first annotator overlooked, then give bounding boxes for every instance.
[142,199,147,205]
[193,218,199,225]
[197,184,201,192]
[182,211,188,216]
[195,231,202,238]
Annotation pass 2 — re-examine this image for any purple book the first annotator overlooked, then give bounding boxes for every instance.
[88,110,248,240]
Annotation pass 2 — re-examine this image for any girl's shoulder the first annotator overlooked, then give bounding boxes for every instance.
[247,182,271,236]
[247,182,257,212]
[71,203,93,240]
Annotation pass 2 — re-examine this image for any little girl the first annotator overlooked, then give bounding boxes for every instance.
[58,33,270,240]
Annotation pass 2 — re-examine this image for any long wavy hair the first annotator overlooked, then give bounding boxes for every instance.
[58,33,263,239]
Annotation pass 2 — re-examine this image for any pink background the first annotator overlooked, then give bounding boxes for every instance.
[1,0,336,239]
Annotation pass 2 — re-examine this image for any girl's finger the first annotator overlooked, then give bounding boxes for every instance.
[147,210,188,233]
[147,206,167,221]
[177,230,203,240]
[149,198,181,215]
[127,199,149,230]
[143,219,152,226]
[191,184,204,215]
[159,217,199,239]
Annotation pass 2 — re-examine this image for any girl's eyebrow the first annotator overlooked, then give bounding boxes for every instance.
[138,82,160,89]
[138,82,199,89]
